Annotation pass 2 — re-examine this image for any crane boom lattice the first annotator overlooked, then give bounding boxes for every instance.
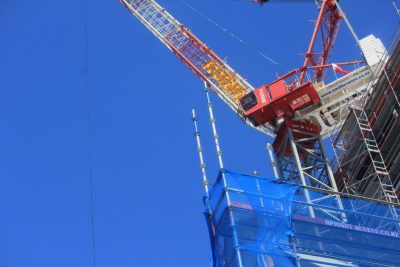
[121,0,274,136]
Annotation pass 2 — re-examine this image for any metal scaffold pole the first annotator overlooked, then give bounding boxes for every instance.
[205,83,224,171]
[204,82,244,267]
[191,109,210,196]
[266,143,279,179]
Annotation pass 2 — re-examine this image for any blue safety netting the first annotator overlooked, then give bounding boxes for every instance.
[205,170,400,267]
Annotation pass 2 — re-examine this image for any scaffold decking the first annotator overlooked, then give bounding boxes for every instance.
[205,170,400,267]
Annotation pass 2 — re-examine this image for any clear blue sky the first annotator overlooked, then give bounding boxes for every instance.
[0,1,398,266]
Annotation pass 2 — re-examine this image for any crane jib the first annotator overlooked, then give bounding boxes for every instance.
[121,0,252,104]
[164,28,248,102]
[121,0,277,136]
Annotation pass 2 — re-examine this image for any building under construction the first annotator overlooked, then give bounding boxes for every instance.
[206,170,400,266]
[120,0,400,266]
[202,35,400,267]
[332,30,400,200]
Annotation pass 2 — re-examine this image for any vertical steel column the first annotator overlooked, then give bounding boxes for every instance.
[319,135,347,221]
[288,129,316,218]
[266,143,279,179]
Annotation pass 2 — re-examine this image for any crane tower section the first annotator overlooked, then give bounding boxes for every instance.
[120,0,274,136]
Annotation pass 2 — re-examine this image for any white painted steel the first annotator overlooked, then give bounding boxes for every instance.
[205,84,224,171]
[266,143,279,179]
[191,109,210,195]
[297,35,387,137]
[122,1,388,140]
[121,0,275,136]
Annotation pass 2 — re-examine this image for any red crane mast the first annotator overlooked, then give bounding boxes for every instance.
[256,0,342,83]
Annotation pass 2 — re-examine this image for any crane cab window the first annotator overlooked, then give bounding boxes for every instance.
[240,92,257,111]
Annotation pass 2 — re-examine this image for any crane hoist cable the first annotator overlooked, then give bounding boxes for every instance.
[83,0,97,266]
[120,0,380,138]
[178,0,280,67]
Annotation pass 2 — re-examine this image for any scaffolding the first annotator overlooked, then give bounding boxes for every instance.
[196,33,400,267]
[331,28,400,206]
[206,170,400,267]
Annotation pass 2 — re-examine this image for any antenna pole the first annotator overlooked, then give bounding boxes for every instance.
[205,82,224,171]
[191,109,210,196]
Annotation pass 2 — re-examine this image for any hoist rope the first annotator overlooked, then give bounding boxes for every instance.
[178,0,280,66]
[83,0,97,266]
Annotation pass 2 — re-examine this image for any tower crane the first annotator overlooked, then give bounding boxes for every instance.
[120,0,392,202]
[120,0,380,138]
[120,0,275,136]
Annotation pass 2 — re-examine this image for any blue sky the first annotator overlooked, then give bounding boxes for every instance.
[0,1,398,266]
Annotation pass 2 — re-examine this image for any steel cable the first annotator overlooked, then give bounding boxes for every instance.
[178,0,280,66]
[83,0,97,266]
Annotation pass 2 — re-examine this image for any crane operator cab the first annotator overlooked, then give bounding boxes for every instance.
[240,79,321,128]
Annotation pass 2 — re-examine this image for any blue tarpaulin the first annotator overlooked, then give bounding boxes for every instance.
[205,170,400,267]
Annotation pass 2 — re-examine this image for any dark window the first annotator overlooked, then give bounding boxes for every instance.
[240,92,258,111]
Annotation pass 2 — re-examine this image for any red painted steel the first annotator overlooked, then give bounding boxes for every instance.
[273,120,321,158]
[239,0,342,134]
[243,82,321,127]
[300,0,342,83]
[254,0,342,83]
